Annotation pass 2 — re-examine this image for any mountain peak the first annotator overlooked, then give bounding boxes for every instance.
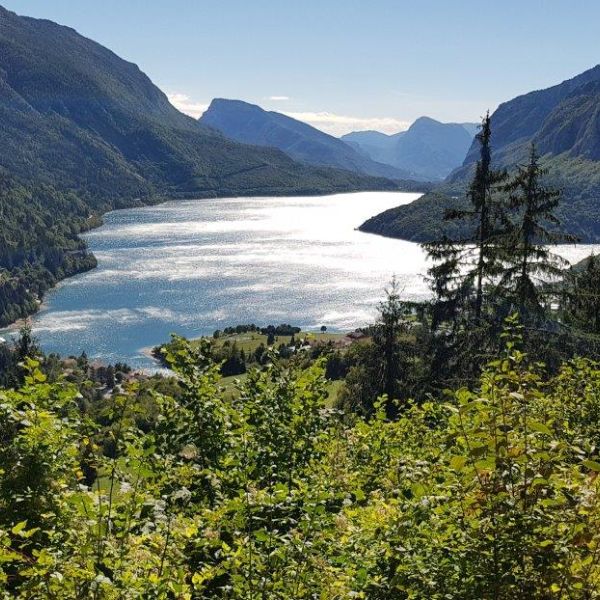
[341,116,474,180]
[410,116,442,128]
[200,98,418,180]
[207,98,262,112]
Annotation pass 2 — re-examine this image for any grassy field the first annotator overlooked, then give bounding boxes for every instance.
[206,331,347,352]
[174,330,356,405]
[219,372,344,405]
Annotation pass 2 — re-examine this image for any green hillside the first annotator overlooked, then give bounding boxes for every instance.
[0,6,397,202]
[361,66,600,242]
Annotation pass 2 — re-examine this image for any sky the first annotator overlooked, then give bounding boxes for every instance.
[3,1,600,136]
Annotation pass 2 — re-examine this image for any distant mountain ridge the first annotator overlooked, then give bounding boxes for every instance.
[199,98,425,181]
[342,118,477,181]
[341,130,406,166]
[361,65,600,243]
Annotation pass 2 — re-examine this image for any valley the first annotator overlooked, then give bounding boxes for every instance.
[2,3,600,597]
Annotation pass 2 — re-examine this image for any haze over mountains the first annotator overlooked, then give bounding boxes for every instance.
[361,65,600,243]
[200,99,421,181]
[201,99,476,183]
[342,118,477,181]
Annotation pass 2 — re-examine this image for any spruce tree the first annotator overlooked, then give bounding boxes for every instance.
[375,277,408,415]
[468,113,510,321]
[501,144,571,316]
[424,112,508,328]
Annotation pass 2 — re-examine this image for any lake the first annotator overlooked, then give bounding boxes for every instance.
[9,191,600,369]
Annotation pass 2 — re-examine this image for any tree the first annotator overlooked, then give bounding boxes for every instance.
[467,113,510,322]
[500,144,571,316]
[320,325,327,333]
[340,278,411,418]
[424,113,508,328]
[564,254,600,335]
[13,325,39,363]
[105,365,115,389]
[376,278,408,411]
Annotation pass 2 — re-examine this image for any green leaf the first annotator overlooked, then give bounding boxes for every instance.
[528,421,552,436]
[11,521,27,535]
[450,455,467,471]
[254,530,269,543]
[411,483,426,498]
[582,459,600,472]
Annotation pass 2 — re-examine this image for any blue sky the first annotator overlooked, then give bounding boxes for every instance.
[3,1,599,135]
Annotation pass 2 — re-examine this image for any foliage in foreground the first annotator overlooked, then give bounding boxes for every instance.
[2,329,600,598]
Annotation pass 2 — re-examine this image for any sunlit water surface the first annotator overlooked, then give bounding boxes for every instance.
[6,192,599,369]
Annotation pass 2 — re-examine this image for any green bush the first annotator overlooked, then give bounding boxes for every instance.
[2,337,600,598]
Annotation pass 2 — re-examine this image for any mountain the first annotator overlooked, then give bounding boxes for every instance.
[199,99,422,181]
[460,123,480,138]
[391,117,476,180]
[360,66,600,243]
[0,5,397,208]
[0,5,401,327]
[341,118,477,181]
[461,66,600,168]
[340,130,405,165]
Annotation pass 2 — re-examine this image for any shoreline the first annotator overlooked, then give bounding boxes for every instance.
[2,186,418,332]
[4,189,597,367]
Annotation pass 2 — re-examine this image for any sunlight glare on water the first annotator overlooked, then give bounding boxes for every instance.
[14,191,600,369]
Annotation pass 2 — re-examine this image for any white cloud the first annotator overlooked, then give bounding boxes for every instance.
[167,92,209,119]
[267,95,290,101]
[283,111,410,136]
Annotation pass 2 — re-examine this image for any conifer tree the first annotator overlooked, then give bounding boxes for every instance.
[375,277,409,415]
[501,144,571,316]
[424,112,508,328]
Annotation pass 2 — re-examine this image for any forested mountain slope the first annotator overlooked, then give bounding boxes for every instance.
[0,5,395,205]
[361,66,600,242]
[0,5,397,326]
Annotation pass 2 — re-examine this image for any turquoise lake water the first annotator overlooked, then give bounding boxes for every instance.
[7,191,599,369]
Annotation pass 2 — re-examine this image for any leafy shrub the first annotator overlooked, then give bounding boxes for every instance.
[2,337,600,598]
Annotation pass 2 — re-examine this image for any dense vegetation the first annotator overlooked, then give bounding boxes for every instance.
[361,65,600,242]
[347,117,600,412]
[0,175,98,326]
[3,313,600,597]
[360,154,600,242]
[2,126,599,594]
